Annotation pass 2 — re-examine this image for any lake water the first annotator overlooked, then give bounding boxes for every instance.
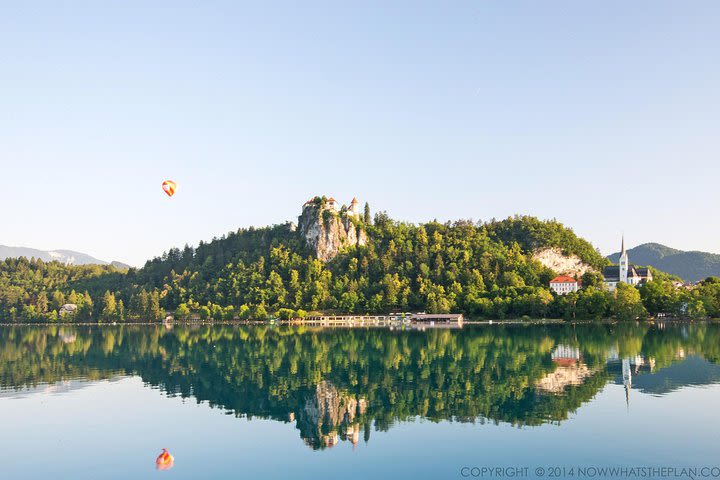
[2,322,720,480]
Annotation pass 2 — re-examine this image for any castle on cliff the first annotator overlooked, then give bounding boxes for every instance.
[304,196,362,218]
[299,196,368,262]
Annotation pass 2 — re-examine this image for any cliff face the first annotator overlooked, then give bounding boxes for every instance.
[296,381,367,449]
[298,201,367,261]
[532,247,596,277]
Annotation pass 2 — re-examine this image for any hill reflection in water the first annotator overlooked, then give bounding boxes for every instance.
[2,322,719,449]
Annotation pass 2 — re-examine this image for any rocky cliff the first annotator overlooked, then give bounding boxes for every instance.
[296,381,367,449]
[532,247,596,278]
[298,198,367,261]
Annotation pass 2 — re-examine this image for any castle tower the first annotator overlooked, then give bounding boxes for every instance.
[619,235,629,284]
[348,197,361,217]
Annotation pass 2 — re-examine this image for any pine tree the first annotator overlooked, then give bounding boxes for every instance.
[148,290,163,321]
[101,291,117,320]
[116,299,125,321]
[363,202,371,224]
[77,292,94,321]
[35,291,49,314]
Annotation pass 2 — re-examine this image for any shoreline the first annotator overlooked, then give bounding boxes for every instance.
[1,317,717,327]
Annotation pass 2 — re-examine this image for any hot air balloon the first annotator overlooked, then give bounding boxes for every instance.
[162,180,177,198]
[155,448,174,470]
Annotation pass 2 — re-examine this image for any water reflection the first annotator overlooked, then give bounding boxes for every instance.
[2,322,720,449]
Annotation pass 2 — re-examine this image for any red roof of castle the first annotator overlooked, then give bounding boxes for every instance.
[550,275,578,284]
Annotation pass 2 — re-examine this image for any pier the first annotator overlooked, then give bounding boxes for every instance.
[286,313,464,328]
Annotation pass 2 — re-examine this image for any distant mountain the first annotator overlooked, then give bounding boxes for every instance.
[608,243,720,282]
[0,245,108,266]
[110,260,131,270]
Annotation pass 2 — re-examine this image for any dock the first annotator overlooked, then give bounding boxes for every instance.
[285,313,464,329]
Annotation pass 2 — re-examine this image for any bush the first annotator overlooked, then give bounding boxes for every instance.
[276,308,295,320]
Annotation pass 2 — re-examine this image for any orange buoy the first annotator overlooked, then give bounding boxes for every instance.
[155,448,174,470]
[162,180,177,198]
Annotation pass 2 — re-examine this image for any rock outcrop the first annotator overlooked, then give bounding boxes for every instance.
[535,362,600,394]
[298,197,367,261]
[532,247,595,278]
[296,381,367,449]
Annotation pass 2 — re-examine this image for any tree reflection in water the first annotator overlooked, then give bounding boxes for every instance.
[2,322,719,449]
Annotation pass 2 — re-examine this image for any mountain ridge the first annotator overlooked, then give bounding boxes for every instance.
[0,245,129,267]
[608,242,720,282]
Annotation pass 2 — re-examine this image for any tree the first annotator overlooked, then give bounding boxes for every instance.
[581,271,603,289]
[148,290,163,321]
[175,303,191,320]
[363,202,371,224]
[639,280,676,315]
[251,304,268,320]
[101,291,117,321]
[116,299,125,321]
[130,290,150,319]
[276,308,295,320]
[35,292,49,314]
[77,292,94,321]
[575,287,610,320]
[613,284,646,321]
[50,290,65,311]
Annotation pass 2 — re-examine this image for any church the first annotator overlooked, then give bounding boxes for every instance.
[603,237,653,291]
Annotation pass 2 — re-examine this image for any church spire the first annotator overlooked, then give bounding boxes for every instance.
[619,234,629,284]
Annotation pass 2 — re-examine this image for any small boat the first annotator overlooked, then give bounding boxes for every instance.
[156,448,174,470]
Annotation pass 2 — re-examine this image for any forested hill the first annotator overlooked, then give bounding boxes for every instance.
[608,243,720,282]
[129,212,615,317]
[485,216,607,269]
[2,205,626,322]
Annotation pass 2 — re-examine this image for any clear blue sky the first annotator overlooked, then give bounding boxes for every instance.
[2,1,718,266]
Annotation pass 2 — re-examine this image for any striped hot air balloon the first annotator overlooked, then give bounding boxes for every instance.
[162,180,177,197]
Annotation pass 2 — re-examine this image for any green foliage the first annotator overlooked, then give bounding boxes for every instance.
[123,217,586,320]
[613,283,647,321]
[363,202,371,224]
[2,214,718,322]
[486,216,609,269]
[175,303,191,320]
[2,323,720,448]
[276,308,295,320]
[0,257,120,322]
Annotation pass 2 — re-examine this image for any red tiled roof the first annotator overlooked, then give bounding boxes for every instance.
[553,358,579,366]
[550,275,578,283]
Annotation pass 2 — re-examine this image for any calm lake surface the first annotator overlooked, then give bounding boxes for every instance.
[2,322,720,479]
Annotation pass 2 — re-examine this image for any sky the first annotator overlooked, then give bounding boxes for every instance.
[1,1,718,267]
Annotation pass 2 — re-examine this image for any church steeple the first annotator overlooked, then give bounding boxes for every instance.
[622,358,632,412]
[619,235,629,283]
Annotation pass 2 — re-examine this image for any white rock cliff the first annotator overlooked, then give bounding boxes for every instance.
[298,198,367,261]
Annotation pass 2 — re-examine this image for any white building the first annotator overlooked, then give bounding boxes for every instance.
[603,237,653,291]
[549,275,580,295]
